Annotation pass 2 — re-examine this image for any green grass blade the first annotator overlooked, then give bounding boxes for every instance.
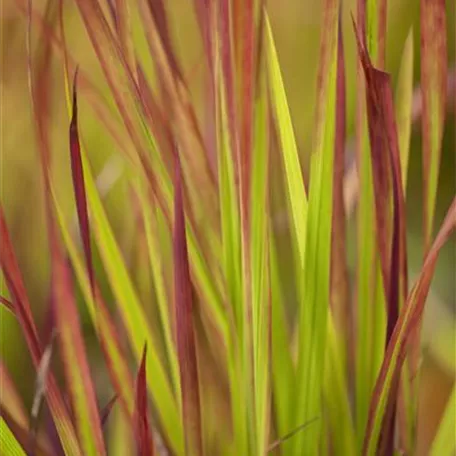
[134,184,180,398]
[294,1,339,453]
[265,14,307,265]
[0,418,27,456]
[215,37,249,456]
[430,384,456,456]
[269,234,295,449]
[82,149,183,454]
[52,190,136,416]
[250,69,270,456]
[323,314,356,456]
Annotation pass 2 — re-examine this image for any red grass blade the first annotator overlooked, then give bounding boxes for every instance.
[173,151,203,456]
[0,296,15,315]
[100,395,118,428]
[134,345,155,456]
[0,208,81,455]
[353,18,408,340]
[52,252,106,456]
[70,71,95,293]
[353,18,409,453]
[330,11,351,367]
[363,198,456,455]
[420,0,448,254]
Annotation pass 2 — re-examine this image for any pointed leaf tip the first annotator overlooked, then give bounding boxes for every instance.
[173,149,202,456]
[69,66,94,293]
[134,344,154,456]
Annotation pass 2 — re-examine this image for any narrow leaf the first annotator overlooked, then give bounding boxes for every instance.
[69,70,95,293]
[395,30,414,192]
[0,296,15,315]
[265,15,307,264]
[173,151,203,456]
[421,0,448,253]
[330,11,351,370]
[0,208,81,456]
[363,198,456,455]
[134,345,155,456]
[430,384,456,456]
[52,253,106,456]
[294,0,339,453]
[101,395,118,428]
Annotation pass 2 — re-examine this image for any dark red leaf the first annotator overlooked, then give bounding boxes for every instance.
[134,345,155,456]
[173,151,203,456]
[69,70,95,294]
[353,18,409,453]
[363,198,455,455]
[0,295,15,315]
[100,395,118,428]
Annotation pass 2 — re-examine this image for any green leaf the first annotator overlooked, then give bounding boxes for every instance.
[0,418,26,456]
[294,1,339,453]
[265,14,307,265]
[430,384,456,456]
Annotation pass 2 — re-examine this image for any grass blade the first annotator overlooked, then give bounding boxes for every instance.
[134,345,155,456]
[52,253,106,456]
[430,384,456,456]
[69,70,95,293]
[0,296,15,315]
[294,0,339,453]
[420,0,448,253]
[353,20,409,451]
[101,395,118,428]
[363,198,456,456]
[173,151,203,456]
[58,34,183,452]
[250,58,270,456]
[265,14,307,265]
[395,30,414,193]
[269,234,295,446]
[0,418,27,456]
[0,208,81,456]
[330,11,351,373]
[52,192,136,418]
[354,0,388,445]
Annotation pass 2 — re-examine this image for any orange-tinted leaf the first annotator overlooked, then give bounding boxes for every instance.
[173,151,203,456]
[363,198,456,455]
[134,345,155,456]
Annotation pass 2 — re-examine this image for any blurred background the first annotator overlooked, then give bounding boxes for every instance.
[1,0,455,453]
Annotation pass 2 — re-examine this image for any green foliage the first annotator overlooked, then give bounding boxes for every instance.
[1,0,454,455]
